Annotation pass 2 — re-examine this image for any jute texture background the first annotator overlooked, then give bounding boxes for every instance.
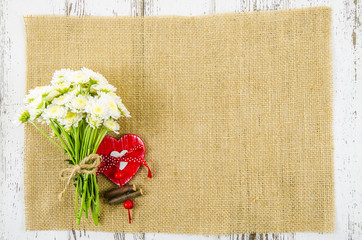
[24,7,334,234]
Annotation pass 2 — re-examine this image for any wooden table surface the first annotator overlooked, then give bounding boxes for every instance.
[0,0,361,239]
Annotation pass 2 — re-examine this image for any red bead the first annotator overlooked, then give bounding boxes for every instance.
[114,171,123,179]
[123,199,134,209]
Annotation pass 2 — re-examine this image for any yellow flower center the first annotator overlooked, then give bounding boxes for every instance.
[107,101,117,111]
[65,112,76,121]
[49,106,60,114]
[75,98,87,107]
[93,105,105,115]
[74,74,84,80]
[106,120,116,128]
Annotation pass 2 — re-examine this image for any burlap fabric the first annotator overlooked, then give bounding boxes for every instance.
[24,7,334,234]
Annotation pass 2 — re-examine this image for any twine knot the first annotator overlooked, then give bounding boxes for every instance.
[58,153,102,201]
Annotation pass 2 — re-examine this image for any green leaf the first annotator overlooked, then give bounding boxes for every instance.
[91,207,99,226]
[77,175,84,196]
[64,159,73,164]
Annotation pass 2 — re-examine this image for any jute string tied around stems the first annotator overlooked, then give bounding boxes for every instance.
[58,153,102,201]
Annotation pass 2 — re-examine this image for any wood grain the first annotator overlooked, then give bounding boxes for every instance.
[0,0,361,239]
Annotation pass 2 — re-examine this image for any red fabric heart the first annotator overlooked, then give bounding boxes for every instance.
[96,134,151,187]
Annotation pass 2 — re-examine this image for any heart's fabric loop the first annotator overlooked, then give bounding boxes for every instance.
[97,144,152,178]
[98,153,152,178]
[97,145,141,172]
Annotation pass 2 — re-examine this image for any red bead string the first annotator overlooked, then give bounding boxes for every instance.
[127,209,131,224]
[124,200,134,224]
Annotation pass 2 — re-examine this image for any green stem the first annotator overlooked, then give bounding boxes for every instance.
[31,116,103,226]
[73,124,80,163]
[93,175,100,214]
[35,117,105,226]
[77,174,88,223]
[52,120,75,157]
[80,125,91,160]
[83,174,89,219]
[90,175,99,225]
[48,121,75,164]
[94,127,108,151]
[87,128,97,156]
[75,177,79,216]
[29,120,65,151]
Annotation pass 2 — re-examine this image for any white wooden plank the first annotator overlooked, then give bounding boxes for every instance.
[145,0,210,16]
[0,0,69,238]
[65,0,134,16]
[291,1,362,240]
[296,1,362,240]
[349,1,362,239]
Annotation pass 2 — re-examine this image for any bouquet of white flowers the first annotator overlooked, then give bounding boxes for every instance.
[18,68,130,225]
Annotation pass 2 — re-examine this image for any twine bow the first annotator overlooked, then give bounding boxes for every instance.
[58,153,102,201]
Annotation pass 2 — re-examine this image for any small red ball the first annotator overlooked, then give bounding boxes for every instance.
[114,171,123,179]
[124,199,134,209]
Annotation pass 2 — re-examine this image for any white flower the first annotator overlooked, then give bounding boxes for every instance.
[43,104,67,120]
[16,108,30,125]
[29,95,44,109]
[104,119,120,133]
[36,115,47,124]
[99,93,121,119]
[85,98,109,120]
[54,82,71,92]
[68,95,88,112]
[68,85,81,95]
[86,115,102,128]
[45,89,61,102]
[117,101,131,117]
[106,92,130,117]
[28,106,43,121]
[81,67,108,84]
[59,111,83,128]
[53,93,74,106]
[25,85,52,103]
[51,69,72,85]
[27,96,45,121]
[69,71,89,84]
[91,83,117,93]
[108,92,119,98]
[20,68,131,130]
